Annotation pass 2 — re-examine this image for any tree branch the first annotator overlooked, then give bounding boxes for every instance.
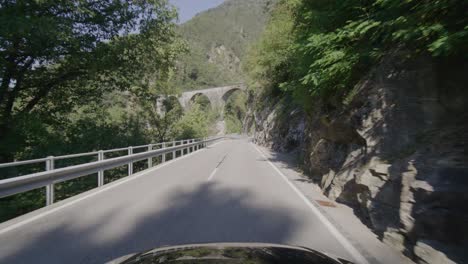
[0,54,17,105]
[20,70,82,114]
[0,58,33,121]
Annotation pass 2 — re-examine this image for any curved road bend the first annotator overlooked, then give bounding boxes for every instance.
[0,138,366,264]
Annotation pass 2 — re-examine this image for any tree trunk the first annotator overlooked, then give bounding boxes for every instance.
[0,121,15,163]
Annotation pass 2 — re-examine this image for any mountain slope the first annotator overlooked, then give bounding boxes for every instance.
[173,0,276,90]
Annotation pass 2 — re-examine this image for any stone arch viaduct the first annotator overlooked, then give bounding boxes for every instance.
[179,84,246,109]
[157,84,247,113]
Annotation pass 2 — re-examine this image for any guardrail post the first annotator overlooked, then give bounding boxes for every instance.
[98,151,104,187]
[161,142,166,163]
[172,141,176,159]
[128,146,133,175]
[45,156,55,206]
[147,145,153,168]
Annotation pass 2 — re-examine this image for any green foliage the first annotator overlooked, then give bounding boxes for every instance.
[225,92,247,134]
[138,96,184,143]
[374,0,468,56]
[225,115,243,134]
[173,104,211,139]
[0,0,199,222]
[245,0,468,111]
[0,0,182,162]
[191,94,212,112]
[243,1,295,97]
[172,0,277,90]
[171,44,240,89]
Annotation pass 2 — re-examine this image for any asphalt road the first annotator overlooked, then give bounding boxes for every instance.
[0,138,366,264]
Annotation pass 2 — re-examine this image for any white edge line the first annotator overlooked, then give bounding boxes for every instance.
[252,143,369,264]
[0,140,227,235]
[207,168,218,181]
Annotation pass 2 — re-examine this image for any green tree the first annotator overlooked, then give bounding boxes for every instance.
[243,0,295,101]
[174,104,210,139]
[0,0,180,162]
[225,92,247,133]
[140,96,184,142]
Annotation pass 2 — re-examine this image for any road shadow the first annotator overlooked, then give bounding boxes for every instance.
[255,147,305,174]
[0,182,304,264]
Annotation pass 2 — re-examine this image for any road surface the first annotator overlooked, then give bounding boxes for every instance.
[0,138,366,263]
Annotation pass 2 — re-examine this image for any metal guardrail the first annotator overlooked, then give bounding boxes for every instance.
[0,137,224,206]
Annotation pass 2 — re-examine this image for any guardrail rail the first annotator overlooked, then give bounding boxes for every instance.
[0,137,224,206]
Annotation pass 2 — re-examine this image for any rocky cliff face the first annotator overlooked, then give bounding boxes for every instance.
[247,54,468,263]
[207,45,241,77]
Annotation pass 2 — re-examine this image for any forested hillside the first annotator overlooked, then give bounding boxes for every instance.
[244,0,468,263]
[172,0,276,90]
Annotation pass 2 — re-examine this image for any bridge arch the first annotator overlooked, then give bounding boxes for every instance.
[155,95,183,115]
[189,93,212,110]
[178,84,246,111]
[222,88,243,102]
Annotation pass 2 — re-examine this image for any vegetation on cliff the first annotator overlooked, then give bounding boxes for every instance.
[245,0,468,110]
[244,0,468,262]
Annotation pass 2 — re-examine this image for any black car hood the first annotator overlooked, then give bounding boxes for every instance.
[108,243,354,264]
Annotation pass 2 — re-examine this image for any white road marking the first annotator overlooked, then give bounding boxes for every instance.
[207,154,227,181]
[0,140,227,235]
[252,143,369,264]
[207,168,218,181]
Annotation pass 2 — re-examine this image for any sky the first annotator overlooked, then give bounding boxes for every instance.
[169,0,226,23]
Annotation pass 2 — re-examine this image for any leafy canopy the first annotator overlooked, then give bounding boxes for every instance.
[245,0,468,110]
[0,0,181,160]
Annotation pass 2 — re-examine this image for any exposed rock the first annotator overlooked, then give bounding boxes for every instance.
[320,169,335,191]
[383,228,407,253]
[310,139,335,176]
[248,99,306,153]
[249,53,468,263]
[414,240,456,264]
[207,45,241,74]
